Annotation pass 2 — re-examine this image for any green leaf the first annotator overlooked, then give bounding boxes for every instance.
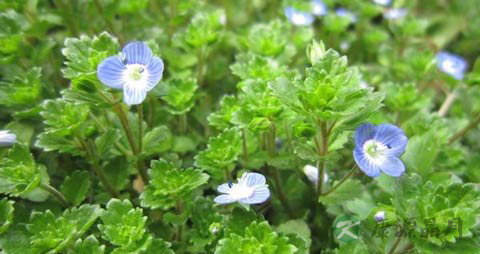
[27,204,102,253]
[143,238,175,254]
[141,126,172,157]
[194,128,241,180]
[318,179,364,205]
[162,78,198,114]
[67,235,105,254]
[403,129,444,177]
[215,221,297,254]
[208,95,241,130]
[0,67,43,108]
[0,224,34,254]
[184,10,225,47]
[141,159,209,209]
[98,199,146,247]
[244,20,287,56]
[60,170,91,206]
[187,197,224,253]
[0,144,44,197]
[0,198,14,234]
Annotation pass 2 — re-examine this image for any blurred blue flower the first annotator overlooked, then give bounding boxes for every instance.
[384,8,407,20]
[336,8,357,23]
[374,211,386,222]
[436,52,468,80]
[312,0,328,16]
[353,123,408,178]
[97,42,164,105]
[214,172,270,205]
[373,0,391,6]
[0,130,16,147]
[284,6,315,26]
[303,164,328,186]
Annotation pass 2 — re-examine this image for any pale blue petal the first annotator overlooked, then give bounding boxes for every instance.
[217,183,231,193]
[436,52,467,80]
[312,0,328,16]
[214,194,235,204]
[97,56,126,89]
[353,148,382,178]
[284,7,314,26]
[239,186,270,204]
[374,124,408,156]
[379,156,405,177]
[123,85,147,105]
[355,123,376,147]
[145,56,164,91]
[245,173,266,187]
[122,42,153,65]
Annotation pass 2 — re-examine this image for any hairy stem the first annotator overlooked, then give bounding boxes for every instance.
[388,236,402,254]
[40,183,69,207]
[321,166,357,196]
[448,112,480,145]
[92,0,124,45]
[137,104,144,152]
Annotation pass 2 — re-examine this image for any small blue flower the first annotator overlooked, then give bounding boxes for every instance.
[436,52,468,80]
[373,0,391,6]
[97,42,165,105]
[284,7,315,26]
[0,130,16,147]
[383,8,407,20]
[311,0,328,16]
[303,164,329,186]
[353,123,408,178]
[214,172,270,205]
[336,8,357,23]
[374,211,386,222]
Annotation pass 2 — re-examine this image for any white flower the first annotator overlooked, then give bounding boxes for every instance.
[384,8,407,20]
[0,130,16,147]
[311,0,328,16]
[303,164,329,185]
[374,211,386,222]
[214,172,270,205]
[373,0,391,6]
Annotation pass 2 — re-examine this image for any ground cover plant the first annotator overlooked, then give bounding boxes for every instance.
[0,0,479,253]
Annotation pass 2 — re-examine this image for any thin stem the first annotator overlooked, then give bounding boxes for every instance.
[448,112,480,145]
[175,200,184,242]
[40,183,69,207]
[272,168,294,219]
[241,128,249,163]
[82,139,120,198]
[321,166,357,196]
[316,121,329,196]
[317,159,325,195]
[92,0,124,45]
[438,90,457,117]
[137,104,144,152]
[388,236,402,254]
[113,104,140,154]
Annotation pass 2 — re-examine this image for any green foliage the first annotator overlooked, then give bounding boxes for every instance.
[0,199,14,234]
[162,78,199,114]
[60,170,91,206]
[141,159,209,209]
[27,204,102,253]
[68,235,105,254]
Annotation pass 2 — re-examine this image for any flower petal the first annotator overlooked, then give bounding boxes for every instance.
[353,148,382,178]
[245,173,266,187]
[145,56,164,91]
[217,183,231,194]
[374,124,408,156]
[239,186,270,204]
[214,194,235,205]
[355,123,376,147]
[379,156,405,177]
[122,42,153,65]
[123,85,147,105]
[97,56,126,89]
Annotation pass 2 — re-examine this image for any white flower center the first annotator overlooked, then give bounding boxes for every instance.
[229,184,255,200]
[363,139,388,164]
[123,64,149,88]
[292,13,309,25]
[442,60,457,74]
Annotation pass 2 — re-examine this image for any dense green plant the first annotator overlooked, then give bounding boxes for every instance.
[0,0,479,253]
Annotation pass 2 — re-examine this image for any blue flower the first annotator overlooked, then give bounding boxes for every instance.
[353,123,408,178]
[373,0,391,6]
[97,42,165,105]
[303,164,329,186]
[311,0,328,16]
[374,211,386,222]
[0,130,16,147]
[384,8,407,20]
[335,8,357,23]
[436,52,468,80]
[214,172,270,205]
[284,7,315,26]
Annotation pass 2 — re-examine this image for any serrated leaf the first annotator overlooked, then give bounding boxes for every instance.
[141,126,172,157]
[0,198,14,234]
[61,170,91,206]
[67,235,105,254]
[162,78,198,114]
[194,128,241,180]
[98,199,147,247]
[27,204,102,253]
[141,159,209,209]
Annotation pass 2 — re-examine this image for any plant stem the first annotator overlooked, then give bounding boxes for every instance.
[92,0,124,45]
[438,90,457,117]
[448,112,480,145]
[321,166,357,196]
[316,121,329,196]
[388,236,402,254]
[137,104,143,152]
[40,183,69,207]
[272,167,294,219]
[81,138,120,198]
